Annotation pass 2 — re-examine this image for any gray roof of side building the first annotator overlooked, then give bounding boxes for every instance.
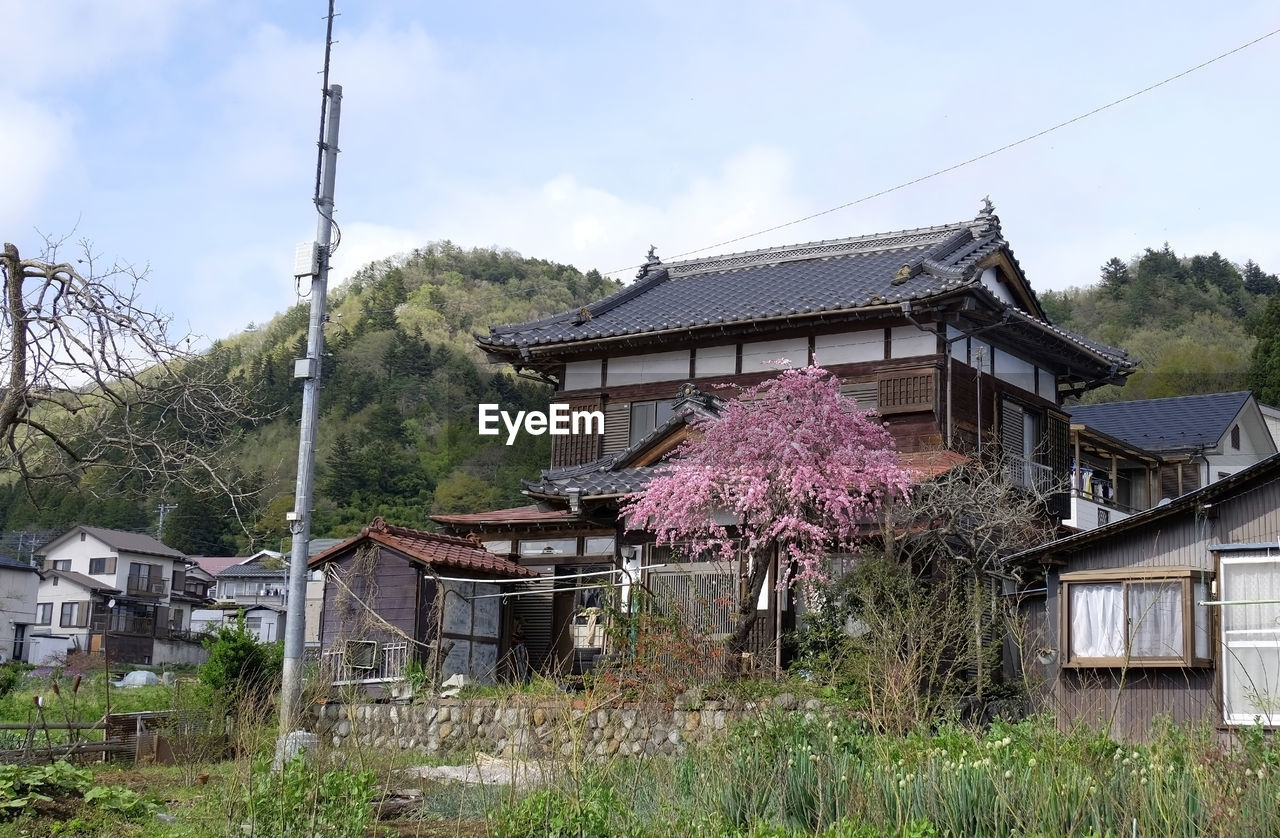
[0,554,38,573]
[40,526,187,561]
[216,563,288,579]
[478,205,1132,374]
[42,569,121,594]
[1069,391,1253,454]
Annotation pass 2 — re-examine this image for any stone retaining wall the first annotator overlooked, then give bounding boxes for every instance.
[311,692,826,758]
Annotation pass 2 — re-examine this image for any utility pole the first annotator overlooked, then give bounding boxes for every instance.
[280,3,341,737]
[156,503,177,539]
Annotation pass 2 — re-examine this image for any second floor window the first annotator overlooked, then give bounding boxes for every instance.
[89,557,116,575]
[629,399,675,448]
[51,560,71,571]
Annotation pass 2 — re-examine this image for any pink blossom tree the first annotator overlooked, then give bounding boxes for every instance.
[621,365,914,663]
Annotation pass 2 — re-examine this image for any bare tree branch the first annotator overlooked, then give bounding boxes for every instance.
[0,237,273,523]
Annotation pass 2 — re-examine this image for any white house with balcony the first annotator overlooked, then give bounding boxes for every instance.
[33,525,206,666]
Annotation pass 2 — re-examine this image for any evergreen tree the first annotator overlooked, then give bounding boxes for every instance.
[1249,297,1280,405]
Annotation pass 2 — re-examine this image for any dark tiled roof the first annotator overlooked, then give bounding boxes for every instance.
[43,569,120,594]
[1069,391,1252,453]
[217,563,287,579]
[524,465,655,500]
[0,554,37,573]
[309,518,537,579]
[482,220,999,350]
[479,206,1134,384]
[41,526,187,560]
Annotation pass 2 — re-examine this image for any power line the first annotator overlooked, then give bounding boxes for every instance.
[604,24,1280,277]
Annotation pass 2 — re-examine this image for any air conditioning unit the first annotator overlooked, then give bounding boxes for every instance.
[345,640,378,669]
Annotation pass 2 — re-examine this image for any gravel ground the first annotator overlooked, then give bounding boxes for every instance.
[411,753,556,789]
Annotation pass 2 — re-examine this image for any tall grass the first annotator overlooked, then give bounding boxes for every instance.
[491,712,1280,838]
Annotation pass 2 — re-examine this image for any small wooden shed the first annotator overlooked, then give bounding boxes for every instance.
[309,517,537,693]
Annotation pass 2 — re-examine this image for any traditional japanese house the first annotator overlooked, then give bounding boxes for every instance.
[445,201,1135,674]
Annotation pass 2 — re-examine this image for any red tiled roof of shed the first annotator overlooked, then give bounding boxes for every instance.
[308,517,538,578]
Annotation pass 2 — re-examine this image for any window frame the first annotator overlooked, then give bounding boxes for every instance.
[35,603,53,625]
[51,560,71,571]
[1061,567,1213,668]
[89,556,116,575]
[59,601,86,628]
[1217,551,1280,727]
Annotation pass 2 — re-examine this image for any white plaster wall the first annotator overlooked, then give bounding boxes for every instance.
[0,568,38,661]
[562,359,602,391]
[741,338,807,372]
[815,330,882,365]
[694,345,737,377]
[607,350,690,386]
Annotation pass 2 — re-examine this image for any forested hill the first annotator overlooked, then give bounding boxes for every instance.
[0,243,620,555]
[1038,246,1280,404]
[4,239,1278,556]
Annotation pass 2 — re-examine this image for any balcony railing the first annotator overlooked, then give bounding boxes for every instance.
[1005,456,1054,494]
[321,641,410,685]
[91,613,155,637]
[126,576,168,597]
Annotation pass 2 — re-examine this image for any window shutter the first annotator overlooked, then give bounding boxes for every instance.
[155,606,170,638]
[76,601,91,628]
[1046,411,1071,517]
[840,381,879,411]
[878,371,934,413]
[1000,400,1025,460]
[601,401,630,455]
[551,399,602,468]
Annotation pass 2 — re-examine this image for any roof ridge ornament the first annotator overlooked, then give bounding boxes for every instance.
[970,196,1001,238]
[637,245,662,280]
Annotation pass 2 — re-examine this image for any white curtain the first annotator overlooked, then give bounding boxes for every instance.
[1070,583,1124,659]
[1128,582,1183,658]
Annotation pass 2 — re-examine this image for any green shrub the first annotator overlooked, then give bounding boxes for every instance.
[491,780,640,838]
[200,615,283,706]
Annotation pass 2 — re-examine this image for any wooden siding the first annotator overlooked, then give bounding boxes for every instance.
[1044,471,1280,741]
[1218,474,1280,542]
[1064,515,1211,572]
[550,398,603,468]
[1056,668,1218,741]
[320,549,421,651]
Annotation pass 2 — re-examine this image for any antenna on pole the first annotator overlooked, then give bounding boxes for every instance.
[278,0,343,754]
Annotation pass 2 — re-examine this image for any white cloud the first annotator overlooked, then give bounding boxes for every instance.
[0,95,77,234]
[410,147,806,277]
[0,0,186,91]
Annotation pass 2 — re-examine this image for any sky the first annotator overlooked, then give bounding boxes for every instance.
[3,1,1279,345]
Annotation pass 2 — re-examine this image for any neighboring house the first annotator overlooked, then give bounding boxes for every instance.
[190,540,335,646]
[214,550,288,609]
[1063,392,1277,532]
[1013,453,1280,741]
[34,526,205,666]
[0,554,39,663]
[1070,391,1277,493]
[309,517,537,694]
[443,202,1134,675]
